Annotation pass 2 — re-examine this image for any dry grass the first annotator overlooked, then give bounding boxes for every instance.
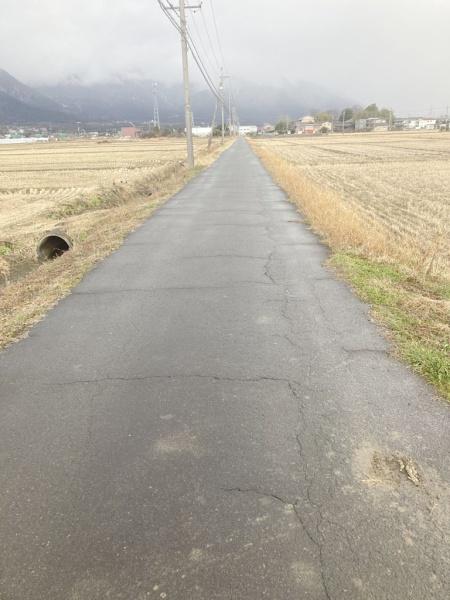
[252,132,450,278]
[251,132,450,399]
[0,137,229,348]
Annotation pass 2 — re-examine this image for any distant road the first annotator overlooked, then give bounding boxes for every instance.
[0,139,449,599]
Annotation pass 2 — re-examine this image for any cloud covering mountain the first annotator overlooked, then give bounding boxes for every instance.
[0,0,449,116]
[0,68,352,125]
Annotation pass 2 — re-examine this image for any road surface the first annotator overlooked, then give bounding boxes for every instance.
[0,139,449,599]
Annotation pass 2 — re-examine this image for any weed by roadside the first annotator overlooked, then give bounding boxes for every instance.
[252,141,450,401]
[331,253,450,399]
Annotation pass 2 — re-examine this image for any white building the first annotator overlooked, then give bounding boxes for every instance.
[239,125,258,136]
[192,126,212,138]
[401,118,437,130]
[0,137,49,145]
[417,119,437,130]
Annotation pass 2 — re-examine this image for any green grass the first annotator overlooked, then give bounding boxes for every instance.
[331,252,450,400]
[0,244,13,256]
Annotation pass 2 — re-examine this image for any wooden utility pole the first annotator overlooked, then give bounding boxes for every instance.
[164,1,201,168]
[219,69,225,144]
[179,0,195,168]
[228,85,233,136]
[208,100,218,151]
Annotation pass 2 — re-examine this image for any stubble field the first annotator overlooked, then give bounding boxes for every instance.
[252,131,450,399]
[0,137,207,252]
[253,132,450,278]
[0,136,224,347]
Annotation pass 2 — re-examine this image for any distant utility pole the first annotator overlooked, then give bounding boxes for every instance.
[153,82,161,131]
[342,110,345,135]
[228,85,233,136]
[165,0,201,169]
[208,99,218,150]
[233,106,239,135]
[219,69,225,144]
[218,70,232,142]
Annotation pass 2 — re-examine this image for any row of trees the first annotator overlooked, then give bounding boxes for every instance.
[339,104,394,123]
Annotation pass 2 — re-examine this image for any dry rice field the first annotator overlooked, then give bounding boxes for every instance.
[0,136,224,347]
[253,131,450,280]
[0,137,207,247]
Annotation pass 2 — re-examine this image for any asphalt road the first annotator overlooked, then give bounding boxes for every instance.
[0,139,449,599]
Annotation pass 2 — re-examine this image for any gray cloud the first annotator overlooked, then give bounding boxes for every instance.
[2,0,449,114]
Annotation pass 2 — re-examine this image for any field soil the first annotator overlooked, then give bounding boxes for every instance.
[251,132,450,399]
[0,137,229,348]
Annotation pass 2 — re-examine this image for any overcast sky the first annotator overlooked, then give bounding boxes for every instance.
[1,0,449,115]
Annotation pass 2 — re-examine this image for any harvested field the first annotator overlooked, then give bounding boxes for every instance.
[252,132,450,279]
[0,136,227,346]
[0,138,204,246]
[252,132,449,399]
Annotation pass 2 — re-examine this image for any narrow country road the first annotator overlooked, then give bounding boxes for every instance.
[0,139,449,599]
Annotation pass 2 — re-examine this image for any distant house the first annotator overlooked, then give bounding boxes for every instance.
[417,118,437,130]
[261,123,275,134]
[121,126,140,138]
[396,118,437,130]
[239,125,258,136]
[320,121,333,132]
[355,118,388,132]
[295,115,320,135]
[333,120,355,133]
[355,117,389,131]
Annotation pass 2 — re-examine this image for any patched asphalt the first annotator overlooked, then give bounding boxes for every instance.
[0,139,449,599]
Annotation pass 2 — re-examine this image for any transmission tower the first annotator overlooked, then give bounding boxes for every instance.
[153,82,161,131]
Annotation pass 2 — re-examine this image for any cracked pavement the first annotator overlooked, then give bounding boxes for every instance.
[0,139,449,599]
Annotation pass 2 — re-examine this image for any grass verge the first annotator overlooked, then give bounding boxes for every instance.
[0,143,230,349]
[252,142,450,401]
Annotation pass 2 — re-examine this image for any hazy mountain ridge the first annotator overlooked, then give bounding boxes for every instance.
[0,69,71,123]
[0,69,352,125]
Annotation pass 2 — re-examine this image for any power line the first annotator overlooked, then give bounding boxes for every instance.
[189,11,220,81]
[159,0,236,147]
[158,0,199,167]
[199,7,221,73]
[159,0,224,104]
[208,0,226,70]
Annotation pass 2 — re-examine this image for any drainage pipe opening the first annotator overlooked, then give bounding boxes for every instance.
[37,230,73,260]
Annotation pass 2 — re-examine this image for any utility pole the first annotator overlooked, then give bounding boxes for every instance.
[342,109,345,135]
[153,82,161,132]
[179,0,194,167]
[219,69,225,144]
[164,1,201,168]
[219,71,232,139]
[208,99,218,151]
[228,86,233,136]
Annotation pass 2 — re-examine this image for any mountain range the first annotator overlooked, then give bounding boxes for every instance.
[0,68,352,126]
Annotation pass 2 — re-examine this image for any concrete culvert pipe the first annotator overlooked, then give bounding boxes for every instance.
[37,230,73,260]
